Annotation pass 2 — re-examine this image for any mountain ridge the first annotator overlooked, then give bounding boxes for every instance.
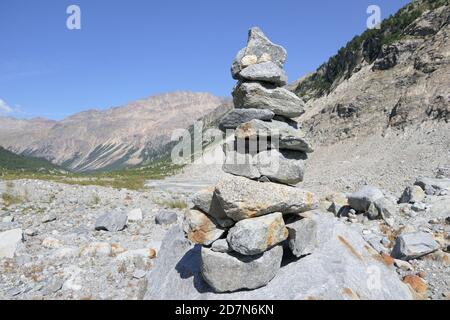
[0,91,227,172]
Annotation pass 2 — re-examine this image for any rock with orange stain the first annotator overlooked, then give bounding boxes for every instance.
[227,212,288,255]
[214,174,317,221]
[182,210,224,246]
[403,275,428,296]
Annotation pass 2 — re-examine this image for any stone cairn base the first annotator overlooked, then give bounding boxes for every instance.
[183,27,318,293]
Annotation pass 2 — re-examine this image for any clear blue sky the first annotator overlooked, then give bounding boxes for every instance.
[0,0,410,119]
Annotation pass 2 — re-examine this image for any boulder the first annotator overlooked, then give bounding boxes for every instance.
[348,186,384,212]
[399,186,425,204]
[227,213,288,255]
[222,151,260,179]
[144,217,413,300]
[219,108,274,131]
[374,197,397,221]
[214,174,317,221]
[192,189,235,228]
[233,82,305,118]
[0,228,23,259]
[235,119,313,153]
[127,208,143,222]
[155,210,178,225]
[414,177,450,195]
[200,245,283,293]
[391,232,440,260]
[239,62,287,86]
[182,210,224,246]
[94,211,127,232]
[231,27,287,79]
[253,149,306,185]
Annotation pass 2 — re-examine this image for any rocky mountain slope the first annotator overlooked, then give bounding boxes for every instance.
[293,0,449,141]
[287,0,450,194]
[0,92,225,172]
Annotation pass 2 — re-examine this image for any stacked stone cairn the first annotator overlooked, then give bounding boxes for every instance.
[183,27,318,293]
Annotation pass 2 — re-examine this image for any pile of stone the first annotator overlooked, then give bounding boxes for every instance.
[182,27,318,293]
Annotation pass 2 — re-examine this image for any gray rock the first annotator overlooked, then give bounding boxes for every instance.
[95,211,127,232]
[414,177,450,195]
[227,213,288,255]
[391,232,440,260]
[428,197,450,218]
[222,151,260,179]
[0,228,23,259]
[219,108,274,131]
[233,82,305,118]
[399,186,426,204]
[214,174,317,221]
[235,119,313,153]
[374,197,397,221]
[155,210,178,225]
[144,216,413,300]
[192,189,235,228]
[200,245,283,293]
[367,203,380,220]
[348,186,384,212]
[287,217,320,257]
[182,210,224,246]
[211,239,231,253]
[231,27,287,79]
[239,62,287,86]
[253,149,306,185]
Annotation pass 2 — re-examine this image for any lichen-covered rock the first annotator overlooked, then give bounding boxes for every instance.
[214,174,317,221]
[227,213,288,255]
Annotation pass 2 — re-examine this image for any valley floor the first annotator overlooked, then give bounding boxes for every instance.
[0,121,449,300]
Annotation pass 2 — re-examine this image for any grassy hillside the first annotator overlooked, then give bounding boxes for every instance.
[294,0,449,101]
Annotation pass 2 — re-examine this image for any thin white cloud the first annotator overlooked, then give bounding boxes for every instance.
[0,99,13,113]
